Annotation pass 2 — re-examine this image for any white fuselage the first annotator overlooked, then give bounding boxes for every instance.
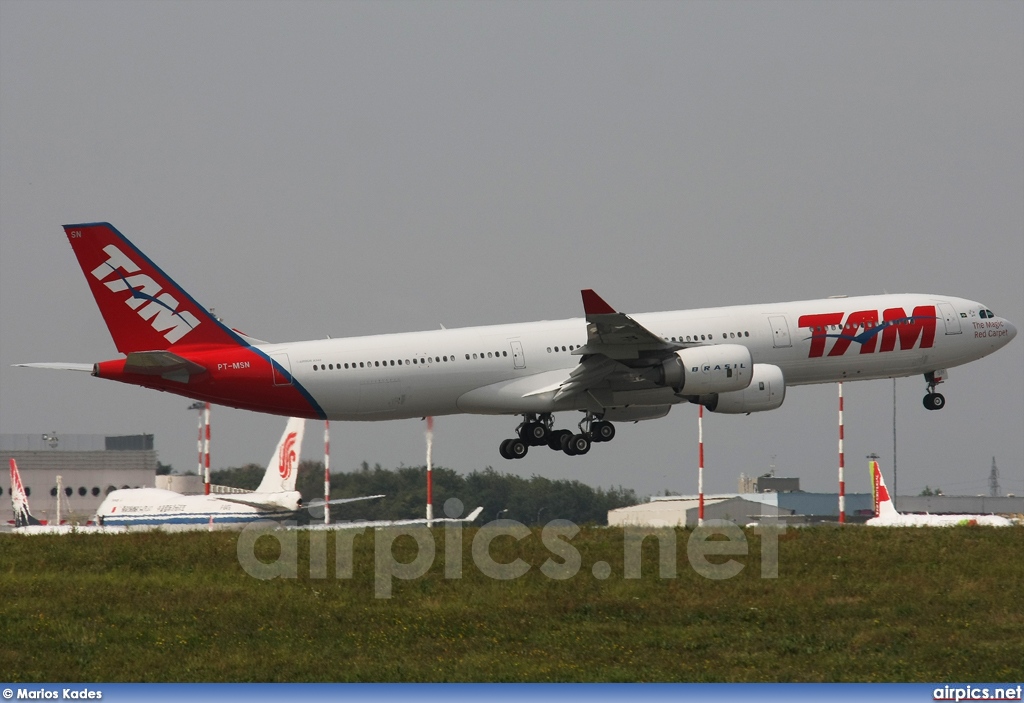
[95,488,301,527]
[866,512,1014,527]
[252,293,1014,421]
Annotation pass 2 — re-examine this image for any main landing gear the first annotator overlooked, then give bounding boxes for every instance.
[923,370,946,411]
[498,412,616,459]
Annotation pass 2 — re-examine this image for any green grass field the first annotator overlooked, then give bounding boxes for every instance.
[2,525,1022,682]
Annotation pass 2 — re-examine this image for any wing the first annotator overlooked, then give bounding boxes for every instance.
[304,494,386,509]
[296,506,485,531]
[552,290,691,402]
[574,289,679,359]
[459,291,692,411]
[217,494,385,512]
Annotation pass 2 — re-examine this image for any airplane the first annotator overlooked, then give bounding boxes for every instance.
[7,458,100,534]
[17,222,1017,460]
[866,460,1014,527]
[9,458,42,528]
[93,417,382,528]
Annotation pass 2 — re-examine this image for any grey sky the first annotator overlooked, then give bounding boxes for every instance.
[2,1,1021,501]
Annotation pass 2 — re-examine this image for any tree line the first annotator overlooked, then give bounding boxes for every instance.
[210,460,640,525]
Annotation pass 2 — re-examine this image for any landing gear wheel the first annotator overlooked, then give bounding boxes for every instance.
[499,438,513,459]
[508,438,528,459]
[564,434,591,456]
[923,393,945,411]
[519,422,548,446]
[591,421,615,443]
[549,429,572,451]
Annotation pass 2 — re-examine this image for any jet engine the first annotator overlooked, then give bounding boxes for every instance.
[658,344,753,395]
[699,363,785,414]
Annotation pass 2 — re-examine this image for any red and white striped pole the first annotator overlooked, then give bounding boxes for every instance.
[324,420,331,525]
[426,416,434,527]
[838,382,846,524]
[698,404,705,527]
[196,407,203,478]
[203,402,211,495]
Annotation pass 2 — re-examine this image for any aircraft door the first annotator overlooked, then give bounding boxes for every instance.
[510,340,526,369]
[768,316,792,348]
[271,354,293,385]
[938,303,962,334]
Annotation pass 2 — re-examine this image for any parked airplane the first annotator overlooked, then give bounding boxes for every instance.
[18,223,1017,460]
[9,458,42,528]
[866,461,1013,527]
[93,417,382,527]
[7,458,98,534]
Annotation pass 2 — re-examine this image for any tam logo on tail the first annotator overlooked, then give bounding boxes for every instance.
[87,242,201,344]
[278,431,298,479]
[64,223,250,355]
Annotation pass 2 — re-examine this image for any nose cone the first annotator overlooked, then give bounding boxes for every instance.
[1006,319,1017,342]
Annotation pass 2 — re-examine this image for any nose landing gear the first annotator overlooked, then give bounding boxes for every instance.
[923,370,946,411]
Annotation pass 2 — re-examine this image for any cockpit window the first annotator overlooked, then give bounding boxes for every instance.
[980,309,995,319]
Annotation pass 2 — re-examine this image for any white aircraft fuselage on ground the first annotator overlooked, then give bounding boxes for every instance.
[17,223,1017,460]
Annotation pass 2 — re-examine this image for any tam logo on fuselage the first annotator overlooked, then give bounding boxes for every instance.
[798,306,937,358]
[90,244,201,344]
[278,431,298,479]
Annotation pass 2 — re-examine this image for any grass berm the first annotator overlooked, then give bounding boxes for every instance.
[1,525,1022,682]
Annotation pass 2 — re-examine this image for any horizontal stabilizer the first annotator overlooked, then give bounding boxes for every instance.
[124,351,207,379]
[13,362,93,372]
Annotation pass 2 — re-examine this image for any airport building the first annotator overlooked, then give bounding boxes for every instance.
[608,496,797,528]
[2,432,158,524]
[609,482,1021,528]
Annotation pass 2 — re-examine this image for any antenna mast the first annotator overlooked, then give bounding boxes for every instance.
[989,457,1001,498]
